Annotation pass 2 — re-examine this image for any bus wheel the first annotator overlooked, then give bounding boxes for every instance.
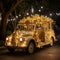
[27,42,35,54]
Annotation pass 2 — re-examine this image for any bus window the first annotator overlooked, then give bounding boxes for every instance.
[36,24,42,29]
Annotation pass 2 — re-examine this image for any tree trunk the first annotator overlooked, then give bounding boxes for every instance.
[0,0,24,41]
[0,12,9,41]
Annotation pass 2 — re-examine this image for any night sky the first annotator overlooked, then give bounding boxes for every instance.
[48,0,60,26]
[49,0,60,12]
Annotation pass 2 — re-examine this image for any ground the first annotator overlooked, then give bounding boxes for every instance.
[0,41,60,60]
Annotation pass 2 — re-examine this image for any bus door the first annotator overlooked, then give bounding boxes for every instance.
[36,24,45,42]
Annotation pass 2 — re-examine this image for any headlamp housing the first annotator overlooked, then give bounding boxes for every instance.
[19,38,25,42]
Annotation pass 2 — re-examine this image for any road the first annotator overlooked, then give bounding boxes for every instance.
[0,42,60,60]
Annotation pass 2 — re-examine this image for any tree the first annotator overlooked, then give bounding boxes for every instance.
[0,0,27,40]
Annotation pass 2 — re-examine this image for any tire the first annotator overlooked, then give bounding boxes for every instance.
[7,47,15,53]
[27,42,35,54]
[50,37,54,46]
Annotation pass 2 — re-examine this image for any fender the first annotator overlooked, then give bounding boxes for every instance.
[26,38,36,47]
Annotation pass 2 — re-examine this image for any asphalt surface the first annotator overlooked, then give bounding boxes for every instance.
[0,42,60,60]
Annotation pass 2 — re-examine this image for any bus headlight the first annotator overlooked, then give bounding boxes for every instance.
[6,38,8,41]
[19,38,23,41]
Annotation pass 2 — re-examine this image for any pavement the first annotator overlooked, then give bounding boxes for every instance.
[0,42,60,60]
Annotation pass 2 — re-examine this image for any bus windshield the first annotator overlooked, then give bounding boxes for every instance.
[16,24,34,31]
